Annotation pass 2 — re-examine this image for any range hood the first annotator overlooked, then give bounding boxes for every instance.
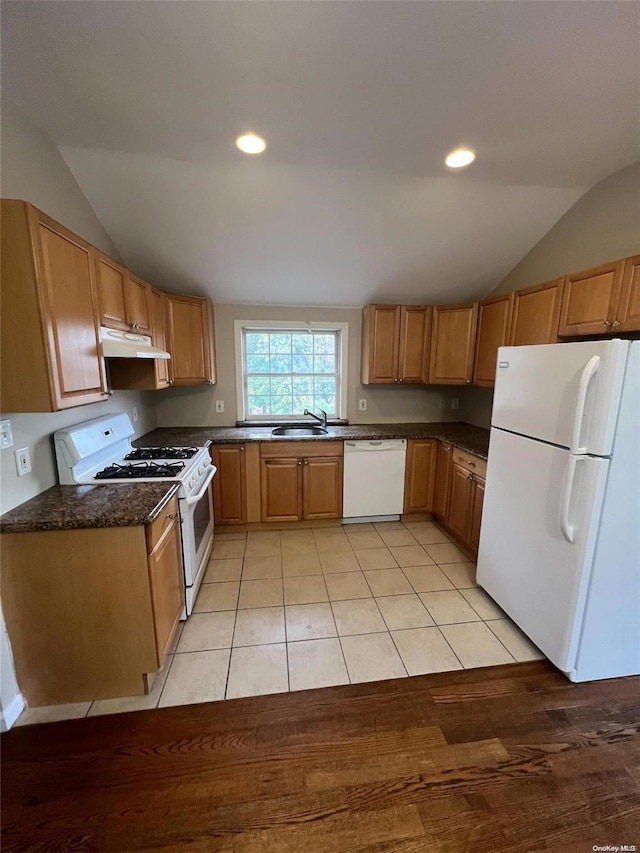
[100,327,170,359]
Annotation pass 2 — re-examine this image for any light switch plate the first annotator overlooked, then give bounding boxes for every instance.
[132,406,138,423]
[215,400,225,413]
[0,419,13,449]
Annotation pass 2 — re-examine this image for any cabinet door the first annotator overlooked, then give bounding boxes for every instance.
[617,255,640,333]
[447,463,473,543]
[302,456,343,519]
[433,442,453,523]
[429,303,478,384]
[398,306,431,383]
[166,294,216,385]
[150,289,170,388]
[94,251,128,331]
[403,439,437,514]
[361,304,400,384]
[29,207,107,410]
[558,260,624,337]
[148,519,184,665]
[261,458,302,522]
[211,445,246,524]
[510,278,563,346]
[473,294,514,387]
[125,274,152,334]
[468,475,485,553]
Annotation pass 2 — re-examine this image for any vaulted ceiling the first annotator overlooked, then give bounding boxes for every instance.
[2,1,638,306]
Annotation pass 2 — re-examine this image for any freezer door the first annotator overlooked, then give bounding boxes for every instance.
[477,428,609,676]
[492,339,629,455]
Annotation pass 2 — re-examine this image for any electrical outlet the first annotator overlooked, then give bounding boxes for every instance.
[215,400,225,413]
[358,399,367,411]
[15,447,31,477]
[451,398,459,410]
[438,398,446,410]
[132,406,138,423]
[0,419,13,449]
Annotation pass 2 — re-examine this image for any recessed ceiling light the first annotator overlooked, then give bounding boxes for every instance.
[445,147,476,169]
[235,133,266,154]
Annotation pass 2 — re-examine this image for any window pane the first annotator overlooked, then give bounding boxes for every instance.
[270,354,292,373]
[314,354,335,374]
[292,334,313,354]
[247,354,270,373]
[314,377,336,397]
[313,334,335,354]
[248,396,270,415]
[270,334,291,354]
[292,354,313,373]
[292,376,313,395]
[246,333,269,354]
[247,376,270,395]
[270,376,292,395]
[315,395,335,412]
[271,397,293,415]
[293,395,314,412]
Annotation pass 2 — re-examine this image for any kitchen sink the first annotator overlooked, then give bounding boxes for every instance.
[271,426,328,436]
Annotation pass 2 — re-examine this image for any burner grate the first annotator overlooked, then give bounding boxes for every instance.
[95,461,186,480]
[125,447,198,461]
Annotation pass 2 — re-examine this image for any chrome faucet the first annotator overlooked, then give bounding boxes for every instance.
[304,408,328,428]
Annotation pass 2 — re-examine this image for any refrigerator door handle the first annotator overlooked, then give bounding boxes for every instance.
[559,455,585,543]
[569,355,600,454]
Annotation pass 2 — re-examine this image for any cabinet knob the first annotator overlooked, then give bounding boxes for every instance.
[298,460,302,465]
[166,513,176,520]
[612,320,620,328]
[240,446,245,451]
[602,321,612,328]
[467,474,473,480]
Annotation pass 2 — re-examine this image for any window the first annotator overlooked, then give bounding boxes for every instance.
[236,323,348,420]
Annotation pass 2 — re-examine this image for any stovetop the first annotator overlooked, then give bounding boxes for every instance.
[124,447,198,461]
[95,461,186,480]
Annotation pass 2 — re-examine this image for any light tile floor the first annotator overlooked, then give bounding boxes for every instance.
[15,519,545,725]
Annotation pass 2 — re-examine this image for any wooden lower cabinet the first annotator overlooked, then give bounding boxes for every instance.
[211,445,247,524]
[468,476,486,553]
[261,458,302,522]
[147,515,184,662]
[260,442,344,522]
[433,442,453,523]
[302,456,343,519]
[1,503,184,706]
[403,439,437,514]
[437,449,487,556]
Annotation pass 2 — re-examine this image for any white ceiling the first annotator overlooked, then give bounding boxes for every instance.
[2,1,639,306]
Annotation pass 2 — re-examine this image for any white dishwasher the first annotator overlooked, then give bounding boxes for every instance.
[342,439,407,521]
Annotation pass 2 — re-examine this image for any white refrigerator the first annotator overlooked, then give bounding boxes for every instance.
[477,339,640,682]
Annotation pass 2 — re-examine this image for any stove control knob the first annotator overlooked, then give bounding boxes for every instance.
[198,463,205,475]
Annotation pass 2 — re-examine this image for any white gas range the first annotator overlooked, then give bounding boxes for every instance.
[54,413,216,615]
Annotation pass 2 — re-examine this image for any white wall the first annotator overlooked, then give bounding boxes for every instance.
[155,302,460,427]
[0,101,158,724]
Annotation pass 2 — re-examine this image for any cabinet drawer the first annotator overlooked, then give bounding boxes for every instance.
[146,496,179,554]
[452,449,487,479]
[260,440,343,459]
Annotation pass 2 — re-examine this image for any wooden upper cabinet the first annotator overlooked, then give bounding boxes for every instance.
[0,200,107,412]
[166,294,217,385]
[618,255,640,333]
[473,294,514,387]
[398,306,431,383]
[509,278,563,346]
[302,456,343,519]
[211,445,247,525]
[361,304,401,383]
[361,304,431,384]
[428,302,478,385]
[403,439,437,514]
[125,274,152,335]
[150,289,170,389]
[558,259,625,337]
[94,252,129,331]
[107,286,170,391]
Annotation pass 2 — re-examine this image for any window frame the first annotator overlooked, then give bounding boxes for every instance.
[234,319,349,422]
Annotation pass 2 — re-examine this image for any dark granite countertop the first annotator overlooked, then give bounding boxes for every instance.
[0,482,180,534]
[135,422,490,459]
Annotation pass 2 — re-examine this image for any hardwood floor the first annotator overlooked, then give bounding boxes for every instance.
[2,660,639,852]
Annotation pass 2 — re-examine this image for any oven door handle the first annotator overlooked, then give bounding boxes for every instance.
[184,465,217,506]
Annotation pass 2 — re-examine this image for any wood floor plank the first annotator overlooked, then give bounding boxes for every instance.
[2,661,639,852]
